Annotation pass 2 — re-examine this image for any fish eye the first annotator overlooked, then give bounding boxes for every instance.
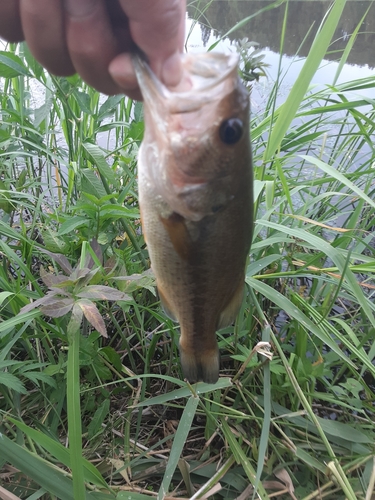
[219,118,243,145]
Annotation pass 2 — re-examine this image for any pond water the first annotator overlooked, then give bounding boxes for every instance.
[3,1,373,107]
[1,1,373,175]
[186,0,375,97]
[185,0,375,132]
[185,1,375,172]
[183,1,375,230]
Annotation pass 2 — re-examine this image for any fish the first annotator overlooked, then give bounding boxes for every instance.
[133,52,253,384]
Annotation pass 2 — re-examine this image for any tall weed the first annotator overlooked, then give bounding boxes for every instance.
[1,1,375,498]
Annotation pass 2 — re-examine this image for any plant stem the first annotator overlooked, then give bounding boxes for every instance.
[67,306,86,500]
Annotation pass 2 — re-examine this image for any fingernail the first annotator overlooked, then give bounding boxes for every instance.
[64,0,98,17]
[161,52,183,87]
[109,54,138,88]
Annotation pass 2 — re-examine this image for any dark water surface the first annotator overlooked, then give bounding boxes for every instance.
[187,0,375,67]
[184,1,375,222]
[186,0,375,105]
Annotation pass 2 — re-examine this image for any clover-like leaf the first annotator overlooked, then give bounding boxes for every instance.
[70,267,91,281]
[72,267,100,289]
[76,299,107,337]
[48,280,76,290]
[114,269,156,295]
[40,266,70,288]
[67,302,84,337]
[22,371,57,388]
[88,238,103,266]
[0,372,27,394]
[39,248,73,275]
[103,255,118,275]
[20,290,64,314]
[76,285,131,301]
[40,298,75,318]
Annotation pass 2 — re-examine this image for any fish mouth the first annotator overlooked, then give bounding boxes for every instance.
[132,52,240,114]
[134,51,248,222]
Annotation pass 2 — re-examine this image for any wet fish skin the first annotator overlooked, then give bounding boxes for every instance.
[134,53,253,383]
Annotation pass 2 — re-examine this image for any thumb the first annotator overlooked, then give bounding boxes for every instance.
[120,0,185,86]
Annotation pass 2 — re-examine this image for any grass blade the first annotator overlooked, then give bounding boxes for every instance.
[247,276,356,367]
[67,305,86,500]
[221,420,269,500]
[157,395,199,499]
[7,417,109,489]
[0,434,76,500]
[264,0,347,161]
[136,378,232,407]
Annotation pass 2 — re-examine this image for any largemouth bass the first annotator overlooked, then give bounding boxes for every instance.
[133,52,253,384]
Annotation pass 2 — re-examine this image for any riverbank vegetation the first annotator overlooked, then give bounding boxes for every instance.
[1,0,375,498]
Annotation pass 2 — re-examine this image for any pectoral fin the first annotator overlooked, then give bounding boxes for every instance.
[160,212,193,261]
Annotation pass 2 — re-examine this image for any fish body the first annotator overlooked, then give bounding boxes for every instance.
[134,53,253,383]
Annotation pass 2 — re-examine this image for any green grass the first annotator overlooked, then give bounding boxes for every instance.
[1,0,375,498]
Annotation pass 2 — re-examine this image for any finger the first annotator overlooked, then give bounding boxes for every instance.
[64,0,132,95]
[0,0,24,42]
[120,0,186,86]
[108,53,142,101]
[20,0,75,75]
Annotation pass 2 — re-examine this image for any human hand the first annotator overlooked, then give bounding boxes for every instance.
[0,0,186,98]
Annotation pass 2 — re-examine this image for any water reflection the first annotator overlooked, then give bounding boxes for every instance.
[187,0,375,68]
